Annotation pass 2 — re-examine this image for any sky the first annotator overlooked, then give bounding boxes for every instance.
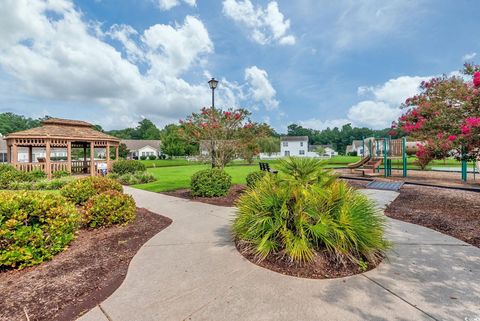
[0,0,479,133]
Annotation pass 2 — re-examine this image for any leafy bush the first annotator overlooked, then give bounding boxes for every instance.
[245,171,267,188]
[83,190,136,227]
[190,169,232,197]
[52,170,70,179]
[140,155,147,160]
[61,176,123,205]
[112,160,146,175]
[148,155,157,160]
[0,191,79,269]
[0,164,16,174]
[28,169,47,180]
[0,169,31,189]
[233,157,389,267]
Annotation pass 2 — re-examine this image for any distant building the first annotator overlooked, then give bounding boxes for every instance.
[121,140,161,159]
[309,144,338,157]
[0,136,7,163]
[346,140,365,156]
[281,136,309,157]
[0,135,67,163]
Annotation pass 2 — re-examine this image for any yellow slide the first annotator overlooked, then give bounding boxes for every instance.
[347,155,371,169]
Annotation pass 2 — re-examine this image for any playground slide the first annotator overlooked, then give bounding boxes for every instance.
[347,155,371,169]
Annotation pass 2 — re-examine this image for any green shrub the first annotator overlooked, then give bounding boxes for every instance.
[52,170,70,179]
[0,191,79,269]
[140,155,147,160]
[112,160,146,175]
[148,155,157,160]
[233,157,389,267]
[133,171,155,184]
[108,171,156,185]
[245,171,267,188]
[0,164,16,174]
[190,169,232,197]
[83,190,136,227]
[61,176,123,205]
[0,169,31,189]
[28,169,47,181]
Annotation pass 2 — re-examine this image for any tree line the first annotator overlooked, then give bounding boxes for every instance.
[0,112,398,155]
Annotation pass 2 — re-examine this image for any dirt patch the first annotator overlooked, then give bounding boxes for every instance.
[385,185,480,247]
[236,241,379,279]
[162,184,247,207]
[0,209,172,321]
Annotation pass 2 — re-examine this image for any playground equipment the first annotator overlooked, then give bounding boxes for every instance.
[348,136,473,182]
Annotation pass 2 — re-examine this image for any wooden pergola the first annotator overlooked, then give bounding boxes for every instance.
[5,118,120,177]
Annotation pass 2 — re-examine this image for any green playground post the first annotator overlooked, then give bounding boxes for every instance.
[461,146,467,182]
[383,138,388,177]
[362,136,365,157]
[402,137,407,177]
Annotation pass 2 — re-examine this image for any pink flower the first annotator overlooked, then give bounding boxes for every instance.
[473,89,479,95]
[234,113,241,120]
[447,135,457,141]
[461,125,471,135]
[436,133,443,139]
[474,72,480,87]
[224,111,231,117]
[466,117,480,127]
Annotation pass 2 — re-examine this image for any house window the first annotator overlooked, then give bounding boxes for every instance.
[284,151,290,156]
[283,141,288,147]
[0,153,6,163]
[299,150,305,155]
[300,142,303,147]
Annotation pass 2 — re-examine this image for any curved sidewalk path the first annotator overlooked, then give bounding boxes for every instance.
[79,187,480,321]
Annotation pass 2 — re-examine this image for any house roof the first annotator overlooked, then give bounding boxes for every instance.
[6,118,119,142]
[121,140,161,151]
[308,144,334,152]
[280,136,309,142]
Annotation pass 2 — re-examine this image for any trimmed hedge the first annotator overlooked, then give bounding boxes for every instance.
[190,169,232,197]
[61,176,123,205]
[0,191,80,269]
[112,160,146,175]
[245,171,267,188]
[108,171,155,185]
[83,190,136,227]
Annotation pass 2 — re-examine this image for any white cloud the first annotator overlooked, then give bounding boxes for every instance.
[298,74,430,130]
[222,0,295,46]
[299,118,351,130]
[245,66,279,110]
[357,75,430,106]
[156,0,196,11]
[462,52,477,61]
[0,0,226,128]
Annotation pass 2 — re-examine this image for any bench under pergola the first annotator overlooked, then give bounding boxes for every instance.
[5,118,120,177]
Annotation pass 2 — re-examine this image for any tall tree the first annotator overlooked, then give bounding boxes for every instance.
[0,113,41,135]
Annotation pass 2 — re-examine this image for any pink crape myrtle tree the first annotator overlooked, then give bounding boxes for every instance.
[392,64,480,166]
[180,107,267,169]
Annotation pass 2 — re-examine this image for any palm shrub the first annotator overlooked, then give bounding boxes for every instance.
[245,171,267,188]
[233,157,389,267]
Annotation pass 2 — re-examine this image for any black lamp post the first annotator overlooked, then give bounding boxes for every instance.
[208,77,219,108]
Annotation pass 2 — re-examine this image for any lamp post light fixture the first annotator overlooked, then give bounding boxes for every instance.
[208,77,219,108]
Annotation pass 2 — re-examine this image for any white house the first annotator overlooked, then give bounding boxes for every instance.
[0,137,7,163]
[0,136,67,163]
[309,144,338,157]
[281,136,309,157]
[121,140,161,159]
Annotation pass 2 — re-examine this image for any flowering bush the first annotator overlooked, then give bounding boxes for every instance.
[0,191,79,269]
[180,107,268,168]
[393,64,480,161]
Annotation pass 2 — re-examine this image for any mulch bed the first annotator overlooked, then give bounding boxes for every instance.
[0,209,172,321]
[162,184,247,207]
[385,185,480,248]
[236,241,379,279]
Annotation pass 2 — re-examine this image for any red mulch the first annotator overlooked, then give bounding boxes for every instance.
[0,209,172,321]
[162,184,247,207]
[236,241,379,279]
[385,185,480,248]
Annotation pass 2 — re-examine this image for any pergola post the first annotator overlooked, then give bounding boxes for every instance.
[28,146,33,163]
[67,141,72,174]
[83,144,87,174]
[106,142,111,171]
[6,144,11,163]
[11,143,17,165]
[115,145,119,160]
[90,142,95,176]
[45,139,51,178]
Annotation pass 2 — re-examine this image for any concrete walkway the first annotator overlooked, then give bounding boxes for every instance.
[79,187,480,321]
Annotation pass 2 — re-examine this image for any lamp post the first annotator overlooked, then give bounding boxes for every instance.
[208,77,218,108]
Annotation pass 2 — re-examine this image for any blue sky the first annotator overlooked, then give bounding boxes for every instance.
[0,0,479,132]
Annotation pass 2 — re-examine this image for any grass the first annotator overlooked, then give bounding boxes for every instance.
[134,155,477,193]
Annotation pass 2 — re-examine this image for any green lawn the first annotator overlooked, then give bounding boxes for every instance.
[133,155,477,193]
